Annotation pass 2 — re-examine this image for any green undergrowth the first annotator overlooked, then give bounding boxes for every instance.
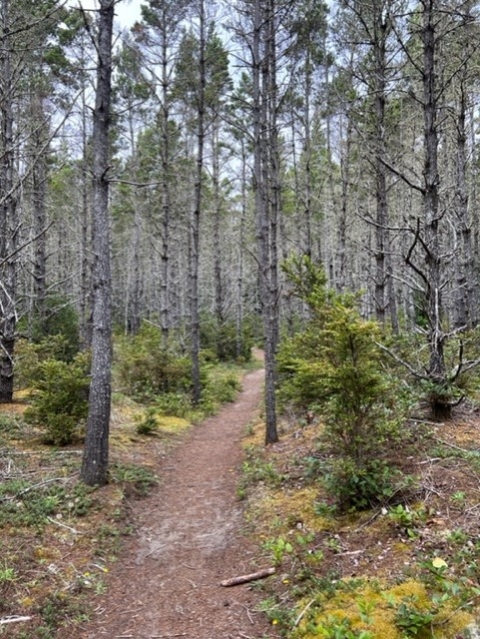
[0,338,253,637]
[114,323,243,422]
[240,417,480,639]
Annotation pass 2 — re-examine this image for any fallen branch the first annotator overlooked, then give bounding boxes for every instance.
[220,567,276,587]
[46,516,80,535]
[433,437,477,455]
[294,598,316,627]
[0,616,32,625]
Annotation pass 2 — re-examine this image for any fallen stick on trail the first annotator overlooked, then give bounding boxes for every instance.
[0,616,32,625]
[220,567,276,587]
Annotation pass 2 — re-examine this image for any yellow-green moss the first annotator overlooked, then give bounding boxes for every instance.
[253,486,335,536]
[154,415,190,434]
[295,578,476,639]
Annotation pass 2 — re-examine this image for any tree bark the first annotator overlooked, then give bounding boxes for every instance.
[0,0,17,403]
[81,0,114,486]
[190,0,206,405]
[252,0,278,445]
[421,0,447,416]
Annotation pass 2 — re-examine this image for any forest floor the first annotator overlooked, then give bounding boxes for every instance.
[62,360,277,639]
[3,354,480,638]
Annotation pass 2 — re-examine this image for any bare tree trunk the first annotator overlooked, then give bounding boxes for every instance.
[0,0,17,403]
[80,43,92,351]
[253,0,278,445]
[32,113,47,325]
[212,122,224,359]
[302,52,313,259]
[81,0,114,486]
[236,138,247,360]
[190,0,206,405]
[160,25,171,348]
[337,114,351,293]
[127,112,142,335]
[422,0,446,416]
[454,84,473,329]
[373,4,388,326]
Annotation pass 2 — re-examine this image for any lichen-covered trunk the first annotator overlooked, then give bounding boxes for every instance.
[422,0,447,417]
[212,122,225,360]
[190,0,206,405]
[81,0,114,486]
[0,0,17,404]
[236,139,247,360]
[160,32,171,348]
[253,0,278,445]
[454,86,474,329]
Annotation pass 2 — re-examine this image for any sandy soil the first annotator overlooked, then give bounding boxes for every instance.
[66,365,279,639]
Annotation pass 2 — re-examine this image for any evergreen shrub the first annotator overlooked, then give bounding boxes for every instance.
[24,351,90,446]
[15,334,80,390]
[115,324,196,401]
[278,256,411,511]
[200,315,253,362]
[18,295,80,362]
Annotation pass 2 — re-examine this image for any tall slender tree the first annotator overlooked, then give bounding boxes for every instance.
[81,0,114,486]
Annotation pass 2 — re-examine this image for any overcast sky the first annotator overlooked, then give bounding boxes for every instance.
[67,1,143,27]
[115,0,142,26]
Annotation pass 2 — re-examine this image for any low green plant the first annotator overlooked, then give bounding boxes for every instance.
[135,408,159,436]
[39,593,86,631]
[446,528,468,544]
[315,616,373,639]
[263,537,294,566]
[241,456,282,486]
[450,491,467,506]
[0,562,16,582]
[323,458,406,512]
[388,504,427,538]
[394,599,434,637]
[0,479,94,528]
[205,372,241,404]
[24,351,90,446]
[110,463,158,497]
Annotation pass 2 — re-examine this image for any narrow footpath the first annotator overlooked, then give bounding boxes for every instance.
[69,365,278,639]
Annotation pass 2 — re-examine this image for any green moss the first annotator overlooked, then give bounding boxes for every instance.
[294,578,475,639]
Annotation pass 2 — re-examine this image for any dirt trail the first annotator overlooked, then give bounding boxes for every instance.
[69,366,277,639]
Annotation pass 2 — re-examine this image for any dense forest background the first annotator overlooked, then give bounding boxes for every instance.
[2,0,480,469]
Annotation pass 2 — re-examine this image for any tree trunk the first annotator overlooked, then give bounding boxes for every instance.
[80,40,92,351]
[253,0,278,445]
[0,0,17,403]
[160,23,171,348]
[454,84,473,329]
[422,0,447,416]
[81,0,114,486]
[212,121,225,360]
[31,100,48,328]
[190,0,206,405]
[236,138,247,360]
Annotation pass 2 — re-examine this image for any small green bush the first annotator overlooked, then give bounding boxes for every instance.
[24,351,90,446]
[115,324,196,401]
[154,392,192,417]
[200,315,253,362]
[18,294,80,362]
[135,408,159,436]
[278,256,411,511]
[15,334,78,390]
[323,458,404,512]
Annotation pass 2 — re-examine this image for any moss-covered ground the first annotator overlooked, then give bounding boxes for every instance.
[241,411,480,638]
